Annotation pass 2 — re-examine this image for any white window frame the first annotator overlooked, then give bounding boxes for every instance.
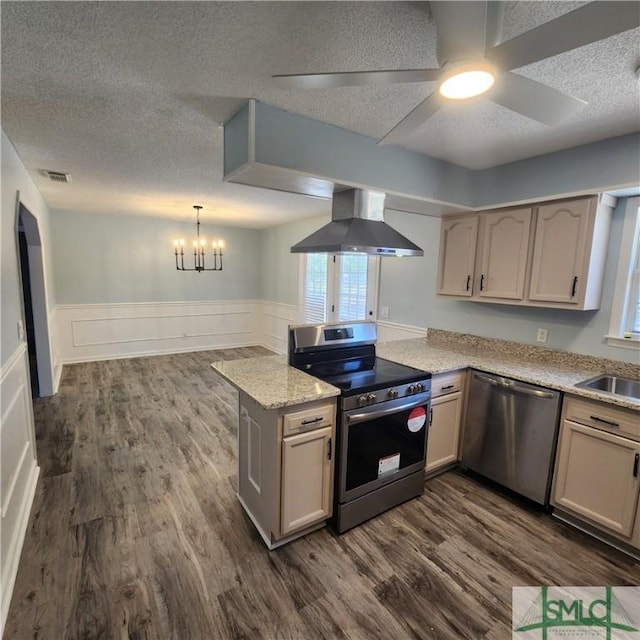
[606,196,640,350]
[298,254,380,324]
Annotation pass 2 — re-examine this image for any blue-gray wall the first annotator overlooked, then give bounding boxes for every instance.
[1,131,55,366]
[260,213,330,306]
[51,210,262,303]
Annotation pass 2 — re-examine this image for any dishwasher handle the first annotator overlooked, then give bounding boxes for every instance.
[474,373,556,399]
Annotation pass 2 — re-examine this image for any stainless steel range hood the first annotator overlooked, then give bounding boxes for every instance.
[291,189,424,256]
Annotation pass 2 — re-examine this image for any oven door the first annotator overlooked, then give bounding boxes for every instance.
[338,392,430,503]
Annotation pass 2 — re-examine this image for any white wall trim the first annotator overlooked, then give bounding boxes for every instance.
[52,299,430,367]
[1,344,39,635]
[376,320,427,343]
[255,300,298,354]
[55,299,259,310]
[55,300,262,364]
[0,342,27,382]
[1,461,38,635]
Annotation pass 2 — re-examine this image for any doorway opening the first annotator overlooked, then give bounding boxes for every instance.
[15,198,55,397]
[18,222,39,396]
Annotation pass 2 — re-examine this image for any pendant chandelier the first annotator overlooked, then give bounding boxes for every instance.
[174,205,224,272]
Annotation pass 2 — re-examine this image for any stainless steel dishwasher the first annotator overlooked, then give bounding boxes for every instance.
[461,370,562,505]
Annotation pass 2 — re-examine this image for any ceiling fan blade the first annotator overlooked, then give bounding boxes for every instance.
[377,91,445,145]
[488,72,587,126]
[273,68,441,90]
[487,1,640,71]
[430,1,493,65]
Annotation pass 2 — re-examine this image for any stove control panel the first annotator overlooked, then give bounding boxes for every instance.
[342,378,431,411]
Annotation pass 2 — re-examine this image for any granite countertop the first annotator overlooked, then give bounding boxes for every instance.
[211,355,340,410]
[212,332,639,412]
[377,338,640,412]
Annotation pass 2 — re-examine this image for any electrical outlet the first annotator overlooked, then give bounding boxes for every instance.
[17,320,24,341]
[536,328,548,344]
[380,306,390,319]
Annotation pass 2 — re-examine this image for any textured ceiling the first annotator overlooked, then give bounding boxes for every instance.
[1,1,639,227]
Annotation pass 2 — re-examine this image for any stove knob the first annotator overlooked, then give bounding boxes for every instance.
[367,393,377,403]
[407,384,416,394]
[388,388,399,399]
[357,395,368,407]
[415,382,425,393]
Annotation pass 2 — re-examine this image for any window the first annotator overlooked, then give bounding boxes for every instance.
[607,197,640,349]
[299,254,380,323]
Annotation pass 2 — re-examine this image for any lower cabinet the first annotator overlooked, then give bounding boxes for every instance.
[281,426,332,535]
[552,396,640,548]
[237,393,336,549]
[426,371,465,474]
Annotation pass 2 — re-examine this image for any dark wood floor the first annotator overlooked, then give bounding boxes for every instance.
[4,348,639,640]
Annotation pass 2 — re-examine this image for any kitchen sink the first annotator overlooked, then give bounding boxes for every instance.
[575,374,640,401]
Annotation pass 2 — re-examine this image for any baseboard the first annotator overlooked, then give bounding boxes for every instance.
[60,339,259,364]
[0,462,39,636]
[53,362,63,393]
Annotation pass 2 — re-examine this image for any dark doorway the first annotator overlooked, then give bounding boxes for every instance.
[18,222,39,397]
[15,198,54,398]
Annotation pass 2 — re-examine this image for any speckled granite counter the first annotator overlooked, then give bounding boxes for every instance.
[377,333,640,412]
[212,330,639,412]
[211,355,340,409]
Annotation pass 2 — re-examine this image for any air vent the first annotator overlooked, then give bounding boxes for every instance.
[42,170,71,183]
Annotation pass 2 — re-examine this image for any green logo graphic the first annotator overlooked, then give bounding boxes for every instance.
[514,586,639,640]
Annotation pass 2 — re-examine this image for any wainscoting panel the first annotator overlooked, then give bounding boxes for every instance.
[376,320,427,343]
[55,301,260,363]
[257,301,298,354]
[1,344,39,634]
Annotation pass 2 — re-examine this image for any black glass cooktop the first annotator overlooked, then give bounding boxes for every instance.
[302,357,430,396]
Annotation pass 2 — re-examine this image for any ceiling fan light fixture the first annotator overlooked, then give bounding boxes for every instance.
[438,61,496,100]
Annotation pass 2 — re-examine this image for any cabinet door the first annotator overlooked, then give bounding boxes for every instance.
[477,208,532,300]
[528,199,590,304]
[437,215,478,296]
[553,420,640,537]
[426,392,462,472]
[281,426,332,535]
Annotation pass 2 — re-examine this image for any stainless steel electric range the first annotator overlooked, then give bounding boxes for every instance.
[289,321,431,533]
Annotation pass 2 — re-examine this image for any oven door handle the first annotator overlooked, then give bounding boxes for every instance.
[346,394,430,426]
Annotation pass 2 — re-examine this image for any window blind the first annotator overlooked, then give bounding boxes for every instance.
[302,254,328,323]
[336,254,369,321]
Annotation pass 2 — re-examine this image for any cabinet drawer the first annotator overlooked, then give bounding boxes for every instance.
[431,371,465,398]
[564,396,640,442]
[282,403,334,436]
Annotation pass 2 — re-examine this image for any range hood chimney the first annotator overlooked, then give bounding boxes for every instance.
[291,189,423,256]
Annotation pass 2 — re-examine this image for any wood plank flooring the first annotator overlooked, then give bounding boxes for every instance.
[4,348,639,640]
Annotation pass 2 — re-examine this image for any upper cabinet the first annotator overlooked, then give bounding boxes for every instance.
[437,215,478,297]
[476,208,532,300]
[437,195,615,310]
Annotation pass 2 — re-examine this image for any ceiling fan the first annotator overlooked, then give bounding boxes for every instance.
[273,1,640,145]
